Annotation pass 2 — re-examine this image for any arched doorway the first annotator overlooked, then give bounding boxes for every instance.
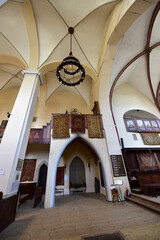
[44,135,113,208]
[69,156,86,193]
[38,164,48,194]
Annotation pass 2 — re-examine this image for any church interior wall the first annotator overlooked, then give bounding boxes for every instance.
[99,56,122,155]
[44,133,115,208]
[110,3,156,86]
[31,82,93,129]
[0,82,93,129]
[0,88,19,123]
[0,0,159,212]
[59,141,99,195]
[25,144,49,182]
[113,83,160,148]
[97,2,160,156]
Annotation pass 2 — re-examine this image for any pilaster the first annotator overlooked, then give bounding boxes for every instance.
[0,71,42,196]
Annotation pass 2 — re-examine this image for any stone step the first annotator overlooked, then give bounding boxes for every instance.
[125,194,160,214]
[131,193,160,208]
[132,188,142,194]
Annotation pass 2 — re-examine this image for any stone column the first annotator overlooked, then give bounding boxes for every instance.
[0,70,43,196]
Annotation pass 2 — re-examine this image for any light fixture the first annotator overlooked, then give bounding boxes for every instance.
[56,27,85,86]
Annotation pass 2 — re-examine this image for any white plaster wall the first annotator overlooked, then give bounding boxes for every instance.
[25,144,49,182]
[0,81,92,129]
[59,141,99,194]
[99,49,130,198]
[44,130,114,208]
[150,46,160,96]
[110,3,159,103]
[31,0,67,66]
[99,51,122,155]
[46,73,92,106]
[0,88,19,124]
[110,4,155,85]
[113,83,160,148]
[0,2,30,64]
[0,73,40,195]
[32,83,92,128]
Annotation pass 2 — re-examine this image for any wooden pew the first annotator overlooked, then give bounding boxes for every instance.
[0,193,18,233]
[138,172,160,196]
[18,182,36,206]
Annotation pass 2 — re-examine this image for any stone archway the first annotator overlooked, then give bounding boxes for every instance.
[44,134,113,208]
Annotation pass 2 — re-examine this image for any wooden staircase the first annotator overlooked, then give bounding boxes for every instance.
[125,193,160,214]
[29,122,51,144]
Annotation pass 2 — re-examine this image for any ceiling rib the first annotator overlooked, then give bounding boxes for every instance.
[74,35,97,73]
[73,0,118,28]
[46,83,62,103]
[0,33,28,68]
[48,0,69,27]
[0,70,22,90]
[40,33,68,68]
[109,2,160,145]
[74,86,89,105]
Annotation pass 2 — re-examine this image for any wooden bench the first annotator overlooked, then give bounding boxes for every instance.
[33,186,43,208]
[138,172,160,196]
[143,183,160,197]
[18,194,30,206]
[18,182,37,206]
[0,193,18,233]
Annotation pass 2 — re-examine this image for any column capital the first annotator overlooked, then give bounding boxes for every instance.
[22,70,43,85]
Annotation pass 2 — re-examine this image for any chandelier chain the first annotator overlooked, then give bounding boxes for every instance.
[56,27,85,86]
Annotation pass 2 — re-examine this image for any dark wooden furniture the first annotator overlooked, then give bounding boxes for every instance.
[56,167,65,186]
[0,193,18,233]
[19,182,36,198]
[18,182,36,206]
[143,183,160,197]
[0,120,8,143]
[138,172,160,196]
[122,148,160,196]
[111,188,123,204]
[33,186,43,208]
[0,192,3,200]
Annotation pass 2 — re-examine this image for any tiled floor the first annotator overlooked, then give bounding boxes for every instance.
[0,193,160,240]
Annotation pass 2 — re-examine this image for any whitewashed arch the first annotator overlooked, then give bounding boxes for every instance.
[35,160,48,183]
[44,132,113,208]
[124,109,159,119]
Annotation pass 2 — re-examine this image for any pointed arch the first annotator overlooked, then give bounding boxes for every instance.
[37,163,48,194]
[69,156,86,190]
[35,160,48,182]
[39,61,97,82]
[44,134,113,208]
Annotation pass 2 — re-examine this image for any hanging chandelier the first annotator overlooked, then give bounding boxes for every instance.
[56,27,85,86]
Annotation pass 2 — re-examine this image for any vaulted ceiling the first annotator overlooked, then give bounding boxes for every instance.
[0,0,119,104]
[0,0,159,107]
[111,1,160,111]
